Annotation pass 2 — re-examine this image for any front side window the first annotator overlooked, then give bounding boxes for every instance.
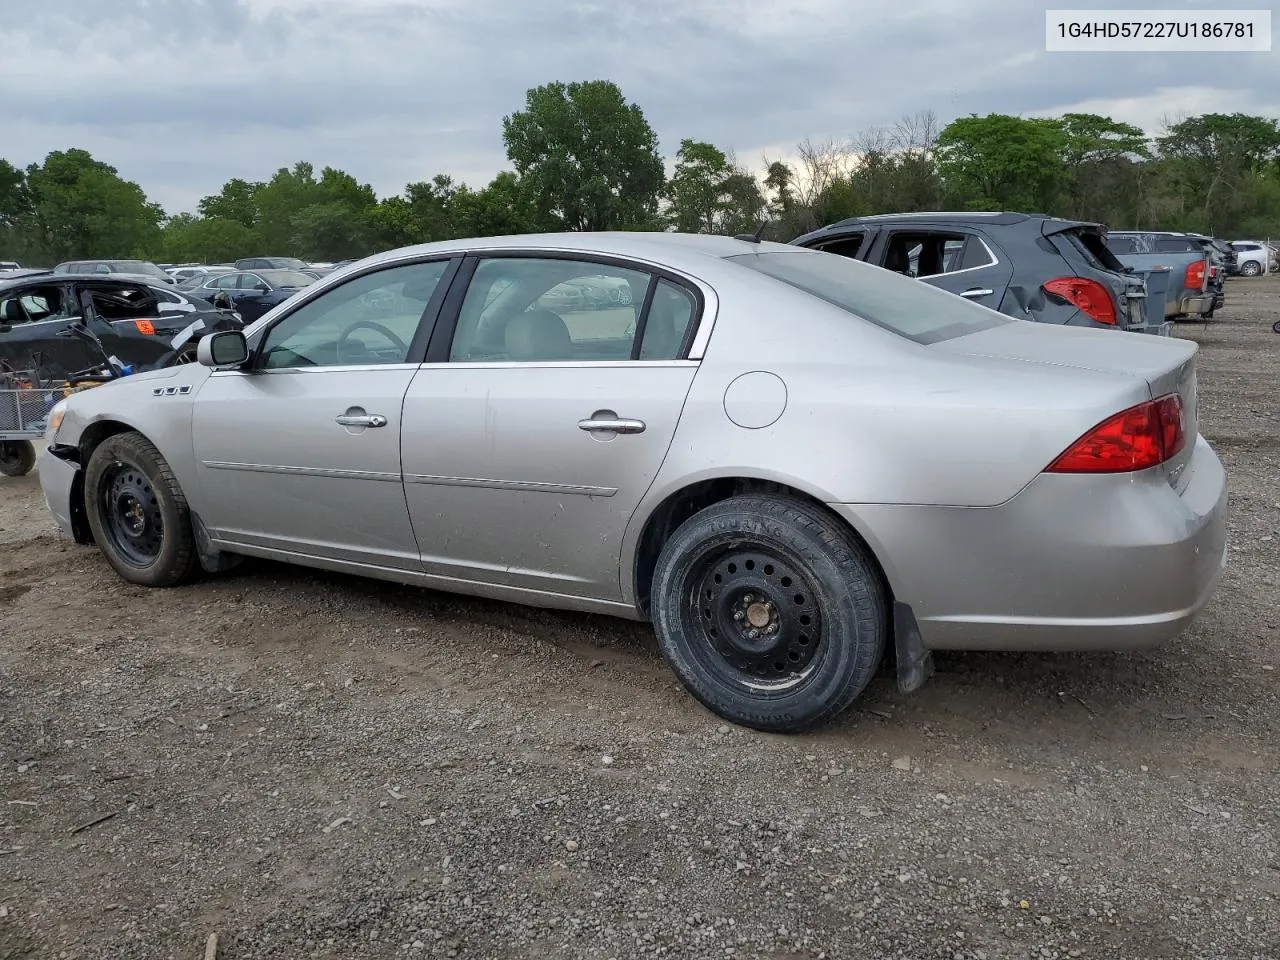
[727,250,1011,345]
[258,259,449,369]
[449,257,695,363]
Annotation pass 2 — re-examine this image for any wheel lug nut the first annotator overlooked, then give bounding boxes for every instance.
[743,594,753,603]
[747,629,759,639]
[733,611,744,621]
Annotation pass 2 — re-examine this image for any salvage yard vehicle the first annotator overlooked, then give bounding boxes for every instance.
[52,259,175,285]
[0,272,243,380]
[38,232,1228,732]
[789,212,1163,334]
[1103,232,1217,320]
[1230,240,1275,277]
[184,269,315,324]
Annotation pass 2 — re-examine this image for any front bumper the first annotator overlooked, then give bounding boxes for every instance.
[833,435,1228,652]
[38,447,79,538]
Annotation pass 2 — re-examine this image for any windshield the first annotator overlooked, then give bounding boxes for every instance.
[726,250,1010,344]
[259,270,315,287]
[108,260,170,278]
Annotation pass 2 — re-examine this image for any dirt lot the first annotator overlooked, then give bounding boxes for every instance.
[2,281,1277,960]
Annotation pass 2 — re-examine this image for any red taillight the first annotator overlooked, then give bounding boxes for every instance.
[1042,277,1117,325]
[1046,394,1186,473]
[1186,260,1206,289]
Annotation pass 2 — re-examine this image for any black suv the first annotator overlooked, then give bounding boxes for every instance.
[790,212,1160,334]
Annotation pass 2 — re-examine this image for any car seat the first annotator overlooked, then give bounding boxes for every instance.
[503,308,573,361]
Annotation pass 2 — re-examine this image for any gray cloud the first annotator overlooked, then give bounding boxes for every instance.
[2,0,1276,213]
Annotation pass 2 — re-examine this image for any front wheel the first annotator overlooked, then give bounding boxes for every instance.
[0,440,36,477]
[651,495,888,733]
[84,431,200,587]
[1240,260,1262,277]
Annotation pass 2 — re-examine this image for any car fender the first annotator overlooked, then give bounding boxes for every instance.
[53,363,212,511]
[618,461,906,610]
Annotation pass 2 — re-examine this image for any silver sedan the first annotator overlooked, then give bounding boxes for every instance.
[37,232,1228,732]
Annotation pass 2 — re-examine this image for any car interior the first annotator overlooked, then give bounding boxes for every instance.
[0,286,66,325]
[450,262,692,363]
[882,232,968,278]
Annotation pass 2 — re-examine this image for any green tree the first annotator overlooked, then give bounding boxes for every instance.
[935,114,1067,212]
[666,139,765,235]
[18,149,163,263]
[1056,113,1150,223]
[161,214,257,264]
[197,177,262,229]
[451,172,545,237]
[1156,113,1280,232]
[502,80,666,231]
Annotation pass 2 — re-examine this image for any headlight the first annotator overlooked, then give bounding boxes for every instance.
[45,399,68,441]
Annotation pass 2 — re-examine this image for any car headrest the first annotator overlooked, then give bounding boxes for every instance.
[0,299,23,324]
[504,309,572,361]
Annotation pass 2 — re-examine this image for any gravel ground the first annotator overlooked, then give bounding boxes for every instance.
[1,280,1277,960]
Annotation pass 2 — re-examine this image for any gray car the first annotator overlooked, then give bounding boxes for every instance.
[790,212,1162,334]
[37,232,1228,732]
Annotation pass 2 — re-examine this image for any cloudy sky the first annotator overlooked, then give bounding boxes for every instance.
[3,0,1277,214]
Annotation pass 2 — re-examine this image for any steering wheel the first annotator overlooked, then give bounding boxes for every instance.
[336,320,408,364]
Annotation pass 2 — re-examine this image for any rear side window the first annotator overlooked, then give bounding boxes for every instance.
[727,250,1010,345]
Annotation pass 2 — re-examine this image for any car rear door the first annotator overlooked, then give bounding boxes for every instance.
[866,226,1013,309]
[399,253,703,602]
[190,257,459,569]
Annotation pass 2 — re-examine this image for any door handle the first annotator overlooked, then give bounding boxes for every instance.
[959,288,994,298]
[335,413,387,428]
[578,416,646,435]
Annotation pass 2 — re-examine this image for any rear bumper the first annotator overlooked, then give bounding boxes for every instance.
[1174,294,1214,316]
[832,436,1228,652]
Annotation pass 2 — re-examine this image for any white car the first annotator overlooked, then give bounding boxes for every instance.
[1230,241,1275,277]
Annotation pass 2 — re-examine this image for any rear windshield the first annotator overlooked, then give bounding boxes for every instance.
[726,250,1011,344]
[1061,230,1125,271]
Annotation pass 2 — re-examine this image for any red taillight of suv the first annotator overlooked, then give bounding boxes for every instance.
[1186,260,1206,289]
[1042,277,1117,325]
[1046,394,1186,473]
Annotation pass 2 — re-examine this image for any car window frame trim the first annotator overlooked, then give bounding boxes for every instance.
[423,249,708,366]
[244,254,463,371]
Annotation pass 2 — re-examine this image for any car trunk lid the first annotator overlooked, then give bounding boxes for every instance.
[933,321,1199,489]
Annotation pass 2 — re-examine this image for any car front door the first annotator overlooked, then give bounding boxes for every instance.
[0,282,92,376]
[190,257,458,570]
[400,254,703,602]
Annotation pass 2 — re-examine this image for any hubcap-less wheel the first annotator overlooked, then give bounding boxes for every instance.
[99,461,165,567]
[689,548,824,693]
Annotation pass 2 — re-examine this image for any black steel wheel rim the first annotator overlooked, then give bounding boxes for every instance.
[98,460,164,567]
[685,546,825,693]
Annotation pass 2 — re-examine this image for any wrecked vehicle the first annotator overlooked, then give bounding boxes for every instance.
[0,272,243,380]
[789,212,1162,334]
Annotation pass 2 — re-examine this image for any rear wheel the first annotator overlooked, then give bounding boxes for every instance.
[84,432,199,587]
[651,495,888,733]
[1240,260,1262,277]
[0,440,36,477]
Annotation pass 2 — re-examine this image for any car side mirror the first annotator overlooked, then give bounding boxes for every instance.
[255,283,270,292]
[197,330,249,369]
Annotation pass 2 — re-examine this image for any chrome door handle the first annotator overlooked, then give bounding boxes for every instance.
[578,416,646,434]
[335,413,387,428]
[960,288,994,298]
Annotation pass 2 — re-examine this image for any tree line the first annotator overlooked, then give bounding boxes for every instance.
[2,79,1279,267]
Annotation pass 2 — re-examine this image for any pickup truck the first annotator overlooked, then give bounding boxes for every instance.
[1103,231,1217,320]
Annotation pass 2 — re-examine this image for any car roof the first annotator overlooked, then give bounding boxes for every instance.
[345,231,803,273]
[0,272,179,292]
[824,211,1066,227]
